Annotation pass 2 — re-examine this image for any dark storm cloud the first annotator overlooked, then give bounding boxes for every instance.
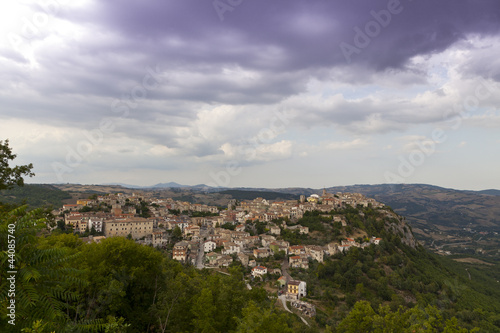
[70,0,500,72]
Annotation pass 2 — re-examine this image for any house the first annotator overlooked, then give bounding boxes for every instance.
[251,266,268,277]
[165,218,190,231]
[277,276,287,288]
[287,280,307,299]
[261,235,276,247]
[371,237,382,245]
[183,225,200,238]
[206,252,219,266]
[342,238,357,246]
[231,230,250,240]
[235,224,246,232]
[237,252,249,266]
[217,255,233,267]
[289,255,309,269]
[338,244,351,253]
[172,242,189,262]
[289,245,305,255]
[222,242,240,255]
[270,242,288,255]
[75,219,88,233]
[65,213,83,228]
[306,245,324,263]
[253,248,270,259]
[203,240,217,253]
[234,238,246,248]
[63,204,82,212]
[269,225,281,235]
[103,218,154,239]
[327,242,339,256]
[88,217,103,233]
[274,239,290,248]
[152,230,168,246]
[244,236,260,247]
[76,199,92,206]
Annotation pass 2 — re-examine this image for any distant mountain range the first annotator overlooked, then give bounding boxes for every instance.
[471,189,500,196]
[101,182,211,189]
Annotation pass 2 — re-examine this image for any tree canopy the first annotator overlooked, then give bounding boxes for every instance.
[0,140,34,191]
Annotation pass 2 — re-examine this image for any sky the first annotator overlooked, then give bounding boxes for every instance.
[0,0,499,190]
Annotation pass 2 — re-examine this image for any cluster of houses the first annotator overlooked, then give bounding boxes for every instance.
[221,190,384,225]
[58,190,388,318]
[61,189,383,256]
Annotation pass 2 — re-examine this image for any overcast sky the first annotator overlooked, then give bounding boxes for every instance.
[1,0,499,190]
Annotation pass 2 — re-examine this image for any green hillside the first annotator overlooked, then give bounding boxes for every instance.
[0,184,71,208]
[285,206,500,331]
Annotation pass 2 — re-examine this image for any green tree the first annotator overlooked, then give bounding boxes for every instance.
[192,288,217,332]
[0,206,94,332]
[0,139,34,191]
[235,301,293,333]
[103,316,131,333]
[172,226,182,242]
[336,301,376,333]
[75,237,165,330]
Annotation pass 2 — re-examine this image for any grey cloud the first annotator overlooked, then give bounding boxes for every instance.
[67,0,500,71]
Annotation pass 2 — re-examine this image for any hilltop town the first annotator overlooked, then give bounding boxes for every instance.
[58,189,389,317]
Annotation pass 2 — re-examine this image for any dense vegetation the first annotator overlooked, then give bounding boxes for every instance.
[0,184,72,209]
[0,217,309,332]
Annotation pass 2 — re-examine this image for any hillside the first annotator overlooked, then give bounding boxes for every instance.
[307,184,500,256]
[2,185,500,331]
[321,184,500,231]
[0,184,72,208]
[283,205,500,331]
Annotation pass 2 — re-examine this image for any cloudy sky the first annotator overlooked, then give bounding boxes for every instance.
[1,0,499,190]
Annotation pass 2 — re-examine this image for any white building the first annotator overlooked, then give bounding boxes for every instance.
[251,266,268,277]
[204,240,217,253]
[88,217,103,233]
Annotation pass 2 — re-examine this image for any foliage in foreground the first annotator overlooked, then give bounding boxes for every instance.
[1,206,308,332]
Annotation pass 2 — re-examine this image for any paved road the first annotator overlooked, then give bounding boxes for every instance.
[279,295,310,326]
[278,295,292,313]
[281,257,292,282]
[195,227,209,269]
